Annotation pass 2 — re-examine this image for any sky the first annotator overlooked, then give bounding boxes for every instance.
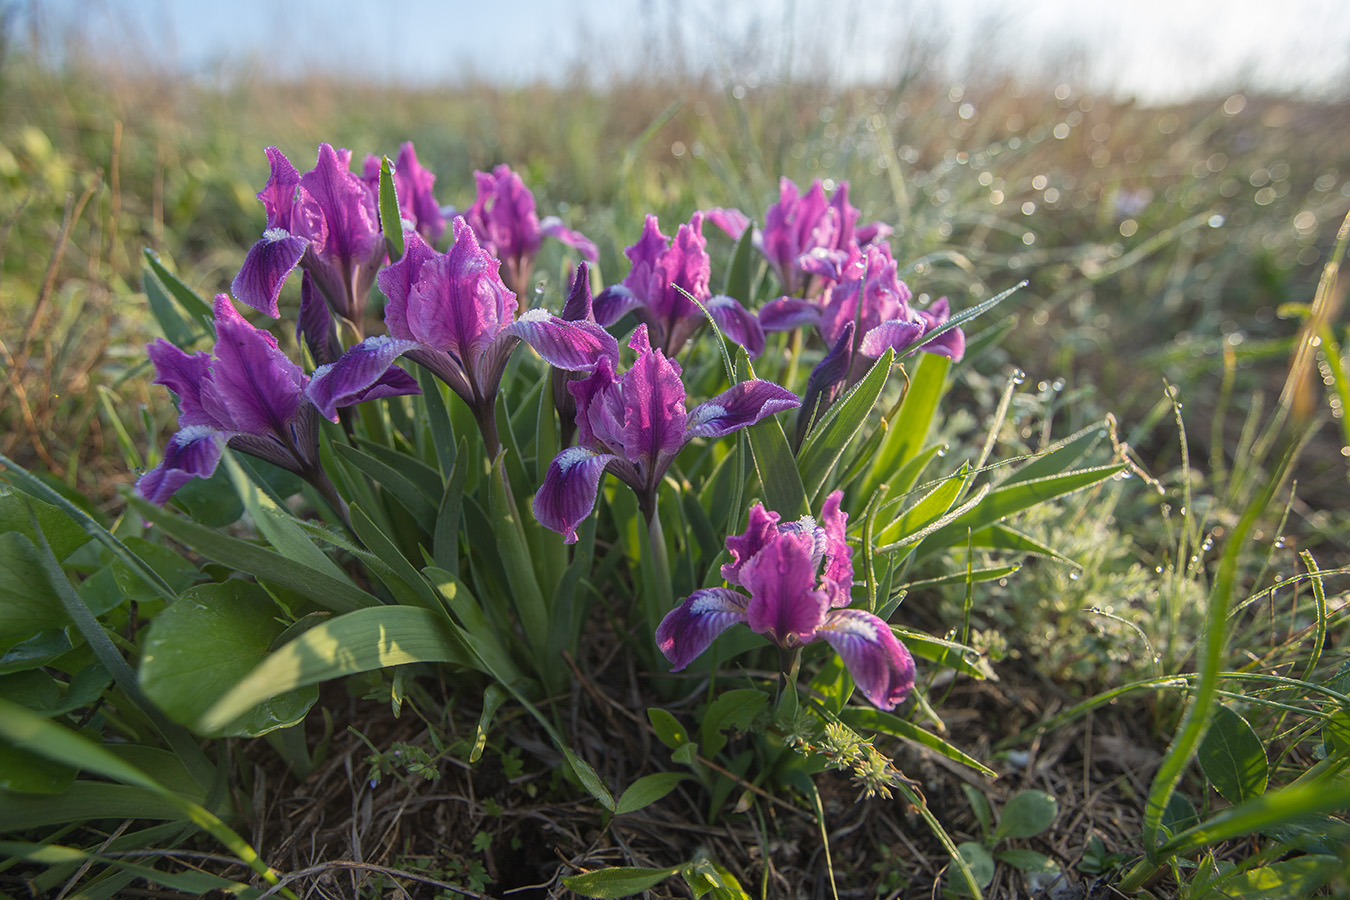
[18,0,1350,103]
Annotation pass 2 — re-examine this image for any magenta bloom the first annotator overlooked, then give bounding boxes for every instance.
[760,242,964,394]
[533,325,799,543]
[317,220,617,455]
[458,164,598,296]
[707,178,893,297]
[655,492,916,711]
[594,213,764,358]
[362,141,447,243]
[138,295,417,506]
[233,143,386,326]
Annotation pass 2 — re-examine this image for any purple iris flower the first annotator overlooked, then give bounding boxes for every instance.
[312,219,618,456]
[533,324,799,543]
[593,213,765,358]
[457,164,598,296]
[361,141,447,243]
[705,178,893,298]
[137,295,418,508]
[760,242,964,394]
[655,492,916,711]
[232,143,387,330]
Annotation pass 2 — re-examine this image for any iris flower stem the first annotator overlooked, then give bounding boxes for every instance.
[643,501,675,632]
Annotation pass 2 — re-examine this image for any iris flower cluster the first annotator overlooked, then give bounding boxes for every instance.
[141,149,934,711]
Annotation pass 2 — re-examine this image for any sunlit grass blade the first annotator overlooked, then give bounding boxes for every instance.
[798,349,892,503]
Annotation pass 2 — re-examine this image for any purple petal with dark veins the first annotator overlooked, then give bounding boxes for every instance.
[701,207,751,241]
[758,297,823,333]
[818,490,853,608]
[721,502,781,586]
[539,216,599,263]
[686,380,799,441]
[394,142,446,242]
[655,588,752,671]
[232,230,308,318]
[741,531,828,647]
[467,165,543,263]
[146,339,215,428]
[404,217,516,363]
[854,220,894,246]
[378,230,439,342]
[569,356,626,452]
[297,271,341,367]
[296,143,383,272]
[652,213,710,324]
[620,215,670,307]
[137,426,223,505]
[257,146,300,231]
[504,309,620,371]
[797,322,854,445]
[532,446,623,544]
[706,295,766,357]
[593,284,644,327]
[858,319,927,358]
[816,610,915,710]
[561,262,594,322]
[305,335,422,421]
[200,295,305,437]
[621,329,687,470]
[404,347,473,405]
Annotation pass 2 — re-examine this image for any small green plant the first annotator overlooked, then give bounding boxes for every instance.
[949,786,1061,897]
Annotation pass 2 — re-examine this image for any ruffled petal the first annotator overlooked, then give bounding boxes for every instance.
[393,141,446,243]
[231,229,308,318]
[815,609,915,711]
[305,335,422,421]
[532,446,622,544]
[503,309,619,372]
[137,425,223,505]
[706,294,766,357]
[539,216,599,263]
[621,329,687,471]
[721,502,782,586]
[858,318,927,358]
[914,297,965,362]
[257,146,300,231]
[593,283,644,327]
[404,217,516,364]
[146,339,215,428]
[297,143,383,276]
[758,297,822,333]
[655,588,751,671]
[818,490,853,608]
[569,355,626,452]
[377,230,439,342]
[685,379,800,441]
[741,531,828,647]
[200,295,306,437]
[297,271,341,367]
[561,262,596,322]
[701,207,750,241]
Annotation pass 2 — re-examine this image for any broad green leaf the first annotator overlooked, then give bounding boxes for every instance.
[221,451,351,582]
[994,849,1059,874]
[861,352,949,499]
[562,745,615,811]
[563,865,680,898]
[0,533,67,644]
[142,263,196,348]
[470,684,508,764]
[648,708,689,750]
[745,409,807,518]
[951,841,995,893]
[1261,812,1350,855]
[130,496,376,614]
[840,707,996,777]
[486,456,549,660]
[916,465,1125,559]
[0,781,187,831]
[200,606,475,732]
[170,465,244,527]
[1206,855,1342,900]
[142,250,214,326]
[614,772,690,814]
[874,462,969,547]
[0,742,76,793]
[701,688,768,758]
[682,858,751,899]
[0,488,90,561]
[109,537,199,605]
[0,629,70,675]
[1159,775,1350,856]
[993,790,1058,841]
[1160,792,1200,836]
[797,348,892,502]
[961,784,992,839]
[333,443,437,533]
[377,154,404,259]
[140,581,317,737]
[1198,705,1269,803]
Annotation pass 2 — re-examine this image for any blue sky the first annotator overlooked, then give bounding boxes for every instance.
[23,0,1350,102]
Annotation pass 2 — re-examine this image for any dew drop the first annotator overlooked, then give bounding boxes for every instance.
[936,447,947,457]
[1069,571,1080,581]
[1052,379,1065,391]
[1274,536,1286,549]
[1011,368,1027,385]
